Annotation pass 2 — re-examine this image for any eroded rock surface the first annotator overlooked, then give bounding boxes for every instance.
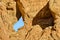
[0,0,60,40]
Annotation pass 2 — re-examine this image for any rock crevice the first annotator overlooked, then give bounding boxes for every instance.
[0,0,60,40]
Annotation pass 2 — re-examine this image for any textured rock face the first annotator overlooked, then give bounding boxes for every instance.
[0,0,60,40]
[0,0,18,40]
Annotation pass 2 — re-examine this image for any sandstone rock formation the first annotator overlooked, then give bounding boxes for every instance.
[0,0,60,40]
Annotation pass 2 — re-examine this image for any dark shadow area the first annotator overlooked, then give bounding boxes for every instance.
[6,7,13,10]
[16,4,22,20]
[32,2,54,29]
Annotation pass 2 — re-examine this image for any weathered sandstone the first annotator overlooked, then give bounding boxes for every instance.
[0,0,60,40]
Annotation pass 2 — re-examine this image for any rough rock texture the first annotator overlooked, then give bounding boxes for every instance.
[0,0,60,40]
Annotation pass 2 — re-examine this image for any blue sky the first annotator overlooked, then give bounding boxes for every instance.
[13,17,24,31]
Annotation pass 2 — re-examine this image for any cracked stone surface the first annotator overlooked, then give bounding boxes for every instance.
[0,0,60,40]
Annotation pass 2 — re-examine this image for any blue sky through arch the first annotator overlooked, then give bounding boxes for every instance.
[13,17,24,31]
